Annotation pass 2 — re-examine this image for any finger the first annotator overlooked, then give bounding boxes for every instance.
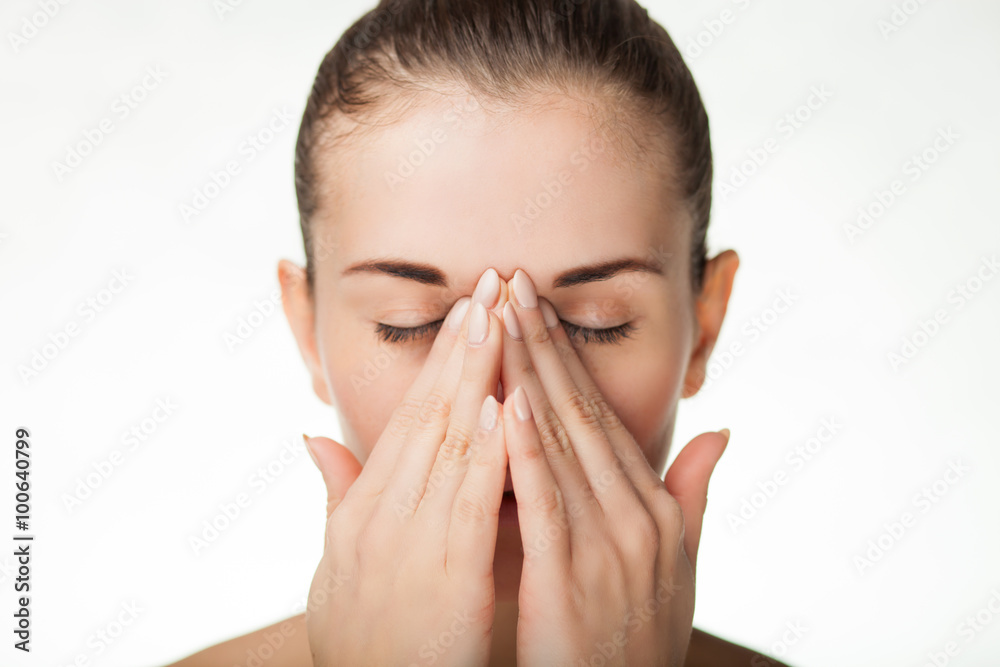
[304,434,363,519]
[418,301,504,524]
[349,295,473,504]
[663,429,730,572]
[506,271,644,518]
[534,295,666,497]
[447,394,507,579]
[381,270,503,520]
[504,386,572,577]
[499,297,601,523]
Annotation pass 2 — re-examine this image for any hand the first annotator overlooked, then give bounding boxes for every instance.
[498,269,730,667]
[302,285,509,667]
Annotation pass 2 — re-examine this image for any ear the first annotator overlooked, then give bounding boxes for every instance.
[682,250,740,398]
[278,259,333,406]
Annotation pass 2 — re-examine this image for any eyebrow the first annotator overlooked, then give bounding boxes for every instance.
[341,256,665,289]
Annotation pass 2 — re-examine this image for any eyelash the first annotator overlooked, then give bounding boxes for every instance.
[374,318,636,345]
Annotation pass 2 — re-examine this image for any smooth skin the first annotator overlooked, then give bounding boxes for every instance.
[165,89,794,666]
[305,294,508,667]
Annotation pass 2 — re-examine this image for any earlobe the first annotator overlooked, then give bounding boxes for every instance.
[681,250,740,399]
[277,259,333,406]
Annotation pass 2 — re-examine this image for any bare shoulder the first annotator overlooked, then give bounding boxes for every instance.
[164,613,311,667]
[162,615,791,667]
[685,627,795,667]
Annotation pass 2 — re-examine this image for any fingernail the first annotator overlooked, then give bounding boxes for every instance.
[479,395,499,431]
[502,302,522,340]
[511,269,538,308]
[472,268,500,309]
[303,434,318,466]
[468,301,489,345]
[513,385,532,421]
[718,428,731,447]
[446,296,472,331]
[539,299,559,328]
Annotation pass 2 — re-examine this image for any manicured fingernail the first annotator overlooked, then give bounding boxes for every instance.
[502,302,522,340]
[539,299,559,328]
[468,301,489,345]
[303,434,318,466]
[472,268,500,309]
[479,395,499,431]
[511,269,538,309]
[718,428,731,447]
[513,385,532,421]
[446,296,472,331]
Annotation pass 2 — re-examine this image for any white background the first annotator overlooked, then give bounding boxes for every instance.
[2,0,999,665]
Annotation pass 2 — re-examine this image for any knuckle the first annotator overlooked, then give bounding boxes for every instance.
[469,438,502,471]
[531,487,565,518]
[439,425,474,461]
[658,491,684,527]
[524,322,553,345]
[563,388,603,434]
[536,414,573,457]
[452,493,490,525]
[418,391,453,425]
[591,392,624,433]
[387,398,421,439]
[622,511,660,558]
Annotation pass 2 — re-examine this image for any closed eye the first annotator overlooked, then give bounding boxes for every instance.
[559,319,636,345]
[375,319,445,344]
[374,318,636,345]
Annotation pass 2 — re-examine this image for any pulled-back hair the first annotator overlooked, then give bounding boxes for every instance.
[294,0,713,291]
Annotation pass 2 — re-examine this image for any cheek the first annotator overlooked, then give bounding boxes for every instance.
[578,331,688,473]
[323,325,428,458]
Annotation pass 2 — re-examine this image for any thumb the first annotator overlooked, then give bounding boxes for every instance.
[663,428,730,574]
[303,434,363,519]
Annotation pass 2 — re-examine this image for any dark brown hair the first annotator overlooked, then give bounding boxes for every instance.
[294,0,712,292]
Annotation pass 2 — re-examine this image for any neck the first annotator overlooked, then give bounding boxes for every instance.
[489,599,519,667]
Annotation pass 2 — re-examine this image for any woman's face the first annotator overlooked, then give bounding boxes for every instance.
[280,91,737,594]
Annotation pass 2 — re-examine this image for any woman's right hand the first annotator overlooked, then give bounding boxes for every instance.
[302,285,508,667]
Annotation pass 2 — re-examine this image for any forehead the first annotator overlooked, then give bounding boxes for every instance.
[318,92,685,292]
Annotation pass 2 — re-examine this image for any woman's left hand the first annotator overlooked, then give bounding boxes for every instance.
[498,270,731,667]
